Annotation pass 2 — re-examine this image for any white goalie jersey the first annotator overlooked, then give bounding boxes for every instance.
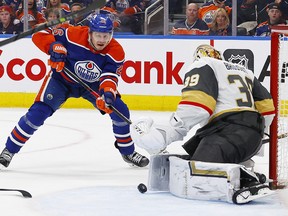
[131,56,275,155]
[181,56,274,120]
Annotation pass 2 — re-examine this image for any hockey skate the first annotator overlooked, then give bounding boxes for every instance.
[122,151,149,167]
[232,183,275,204]
[0,148,14,168]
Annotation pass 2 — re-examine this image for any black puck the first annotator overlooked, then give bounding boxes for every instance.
[137,183,147,193]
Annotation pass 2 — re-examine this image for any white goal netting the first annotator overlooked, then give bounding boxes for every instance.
[270,30,288,187]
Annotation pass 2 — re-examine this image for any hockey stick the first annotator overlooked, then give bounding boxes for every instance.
[63,67,132,125]
[262,132,288,144]
[0,0,106,47]
[0,188,32,198]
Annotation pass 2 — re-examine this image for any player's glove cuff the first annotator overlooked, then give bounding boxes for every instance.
[48,41,67,72]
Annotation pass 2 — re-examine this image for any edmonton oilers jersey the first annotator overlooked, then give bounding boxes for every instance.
[32,25,125,91]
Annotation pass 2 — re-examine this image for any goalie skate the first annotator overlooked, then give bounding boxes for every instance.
[232,184,275,204]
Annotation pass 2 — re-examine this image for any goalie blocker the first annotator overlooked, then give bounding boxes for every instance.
[147,154,274,204]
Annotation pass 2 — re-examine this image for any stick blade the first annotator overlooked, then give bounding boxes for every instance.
[0,188,32,198]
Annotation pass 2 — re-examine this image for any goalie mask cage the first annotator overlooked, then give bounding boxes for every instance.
[270,27,288,188]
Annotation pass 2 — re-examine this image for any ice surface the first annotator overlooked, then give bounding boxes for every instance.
[0,108,287,216]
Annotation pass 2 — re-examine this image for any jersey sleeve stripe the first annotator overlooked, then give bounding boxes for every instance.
[179,101,213,115]
[181,90,216,114]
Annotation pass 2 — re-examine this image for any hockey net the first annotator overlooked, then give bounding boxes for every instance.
[270,26,288,188]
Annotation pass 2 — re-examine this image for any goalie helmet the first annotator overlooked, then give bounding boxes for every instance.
[193,44,222,61]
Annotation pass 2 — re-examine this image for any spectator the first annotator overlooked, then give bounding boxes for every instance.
[171,3,209,35]
[44,7,71,28]
[43,0,70,17]
[0,5,22,34]
[3,0,22,12]
[69,2,89,26]
[199,0,232,28]
[36,0,46,12]
[15,0,47,29]
[45,7,59,21]
[209,7,232,36]
[255,2,286,36]
[237,0,274,26]
[103,0,151,34]
[275,0,288,20]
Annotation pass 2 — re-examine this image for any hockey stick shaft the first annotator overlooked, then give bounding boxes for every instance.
[63,68,132,125]
[0,188,32,198]
[0,0,106,47]
[262,132,288,144]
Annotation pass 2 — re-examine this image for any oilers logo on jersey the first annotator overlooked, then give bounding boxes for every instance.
[75,61,101,82]
[202,11,214,25]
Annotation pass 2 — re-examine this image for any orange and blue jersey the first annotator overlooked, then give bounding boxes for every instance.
[171,18,209,35]
[32,26,124,92]
[198,2,232,27]
[7,25,135,156]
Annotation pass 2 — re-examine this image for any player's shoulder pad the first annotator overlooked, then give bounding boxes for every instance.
[189,57,212,69]
[66,26,89,45]
[104,38,125,63]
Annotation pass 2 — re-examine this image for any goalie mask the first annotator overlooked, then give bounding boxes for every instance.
[193,44,222,61]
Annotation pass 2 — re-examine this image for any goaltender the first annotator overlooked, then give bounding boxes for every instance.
[131,44,276,204]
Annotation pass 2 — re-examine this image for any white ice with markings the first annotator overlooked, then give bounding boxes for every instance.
[0,108,287,216]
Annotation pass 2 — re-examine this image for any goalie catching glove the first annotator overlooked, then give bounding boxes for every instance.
[131,114,188,155]
[48,41,67,72]
[96,87,116,114]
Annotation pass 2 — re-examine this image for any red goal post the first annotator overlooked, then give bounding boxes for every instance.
[270,26,288,188]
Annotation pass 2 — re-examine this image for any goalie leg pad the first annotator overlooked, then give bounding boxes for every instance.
[148,154,171,192]
[169,157,242,203]
[147,154,189,191]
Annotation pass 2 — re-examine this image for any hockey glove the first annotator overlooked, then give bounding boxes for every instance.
[48,41,67,72]
[96,87,116,114]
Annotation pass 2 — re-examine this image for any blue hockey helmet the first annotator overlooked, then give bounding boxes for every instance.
[89,13,113,33]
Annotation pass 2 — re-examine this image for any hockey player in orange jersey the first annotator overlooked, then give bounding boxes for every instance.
[0,13,149,169]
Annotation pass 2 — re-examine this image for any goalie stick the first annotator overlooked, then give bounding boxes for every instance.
[0,188,32,198]
[0,0,106,47]
[63,67,132,125]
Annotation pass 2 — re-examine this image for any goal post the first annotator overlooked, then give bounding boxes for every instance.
[269,26,288,188]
